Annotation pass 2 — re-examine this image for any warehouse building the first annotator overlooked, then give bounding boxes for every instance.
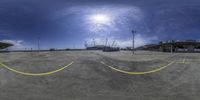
[141,40,200,53]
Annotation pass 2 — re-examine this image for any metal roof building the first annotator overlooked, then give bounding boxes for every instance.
[141,40,200,53]
[0,42,13,49]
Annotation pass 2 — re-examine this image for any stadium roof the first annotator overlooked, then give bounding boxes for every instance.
[0,42,13,49]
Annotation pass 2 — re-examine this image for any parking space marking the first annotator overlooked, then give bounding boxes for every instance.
[0,61,74,76]
[101,61,175,75]
[182,56,186,64]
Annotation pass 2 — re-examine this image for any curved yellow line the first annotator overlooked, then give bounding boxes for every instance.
[101,61,175,75]
[0,61,74,76]
[182,56,186,64]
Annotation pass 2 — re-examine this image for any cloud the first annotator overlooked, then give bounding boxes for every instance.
[60,5,143,35]
[0,40,29,50]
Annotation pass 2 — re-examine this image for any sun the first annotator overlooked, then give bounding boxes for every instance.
[87,13,113,33]
[90,14,111,24]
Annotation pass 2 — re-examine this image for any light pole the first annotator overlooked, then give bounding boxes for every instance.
[105,38,108,47]
[37,36,40,52]
[132,30,136,54]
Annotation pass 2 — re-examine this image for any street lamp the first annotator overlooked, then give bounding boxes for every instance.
[37,36,40,52]
[132,30,136,54]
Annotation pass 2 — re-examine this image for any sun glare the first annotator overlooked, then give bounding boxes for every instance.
[90,14,110,24]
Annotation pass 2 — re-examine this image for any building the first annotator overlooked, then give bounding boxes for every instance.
[140,40,200,53]
[86,45,106,50]
[0,42,13,49]
[103,46,120,52]
[85,39,120,52]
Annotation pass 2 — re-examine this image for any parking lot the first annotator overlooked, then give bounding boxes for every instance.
[0,51,200,100]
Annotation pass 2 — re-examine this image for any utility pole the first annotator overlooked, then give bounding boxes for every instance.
[37,36,40,52]
[105,38,108,47]
[73,43,76,49]
[171,44,173,53]
[84,41,88,48]
[171,40,174,53]
[132,30,136,54]
[93,38,96,46]
[111,40,115,47]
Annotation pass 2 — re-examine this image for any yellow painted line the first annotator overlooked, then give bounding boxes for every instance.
[176,62,189,64]
[175,56,187,64]
[0,61,74,76]
[101,61,175,75]
[182,56,186,64]
[165,56,188,64]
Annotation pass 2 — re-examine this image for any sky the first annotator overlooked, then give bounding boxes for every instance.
[0,0,200,50]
